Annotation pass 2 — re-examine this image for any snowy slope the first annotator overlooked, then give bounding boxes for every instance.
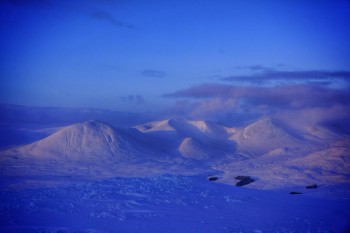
[178,137,236,161]
[230,117,323,156]
[0,174,349,233]
[135,118,237,160]
[216,146,350,189]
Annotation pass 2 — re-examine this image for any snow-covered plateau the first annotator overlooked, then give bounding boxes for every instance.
[1,117,349,232]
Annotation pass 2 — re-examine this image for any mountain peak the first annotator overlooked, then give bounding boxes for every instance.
[135,118,230,139]
[230,117,305,155]
[80,119,111,127]
[23,120,125,160]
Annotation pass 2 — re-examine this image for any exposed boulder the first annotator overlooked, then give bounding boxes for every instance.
[306,184,318,189]
[235,176,255,187]
[208,176,218,181]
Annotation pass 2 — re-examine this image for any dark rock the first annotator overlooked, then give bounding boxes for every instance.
[235,175,255,187]
[236,177,255,187]
[208,176,218,181]
[306,184,318,189]
[290,192,302,195]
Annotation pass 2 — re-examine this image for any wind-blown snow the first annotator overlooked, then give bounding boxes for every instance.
[1,174,349,233]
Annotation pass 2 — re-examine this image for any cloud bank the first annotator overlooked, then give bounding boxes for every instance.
[165,80,350,131]
[222,70,350,86]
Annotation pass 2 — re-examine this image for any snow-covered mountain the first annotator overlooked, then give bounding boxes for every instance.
[9,120,140,161]
[0,117,348,189]
[135,118,238,160]
[135,118,232,139]
[230,118,323,156]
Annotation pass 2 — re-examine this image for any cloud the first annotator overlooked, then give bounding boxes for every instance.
[166,83,350,109]
[89,10,134,28]
[236,65,275,72]
[142,70,167,78]
[275,105,350,132]
[120,95,145,105]
[164,82,350,129]
[248,65,273,71]
[222,70,350,86]
[164,83,233,99]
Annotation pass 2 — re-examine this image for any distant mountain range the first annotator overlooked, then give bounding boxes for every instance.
[0,103,155,126]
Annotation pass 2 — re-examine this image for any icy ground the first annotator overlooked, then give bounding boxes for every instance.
[0,174,349,233]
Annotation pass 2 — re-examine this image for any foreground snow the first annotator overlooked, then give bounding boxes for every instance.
[1,174,349,233]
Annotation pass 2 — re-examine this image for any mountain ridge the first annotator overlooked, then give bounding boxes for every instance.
[1,117,348,189]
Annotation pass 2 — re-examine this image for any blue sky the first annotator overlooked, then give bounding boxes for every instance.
[1,0,350,114]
